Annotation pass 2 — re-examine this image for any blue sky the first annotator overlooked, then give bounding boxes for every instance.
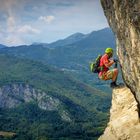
[0,0,109,46]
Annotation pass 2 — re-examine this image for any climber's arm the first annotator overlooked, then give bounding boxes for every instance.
[104,59,114,68]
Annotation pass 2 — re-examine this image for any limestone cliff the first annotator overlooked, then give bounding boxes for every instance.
[99,1,140,139]
[100,0,140,105]
[99,86,140,140]
[0,83,71,122]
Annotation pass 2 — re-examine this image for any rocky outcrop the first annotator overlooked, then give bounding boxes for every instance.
[0,84,71,122]
[100,0,140,105]
[99,86,140,140]
[0,131,16,138]
[100,1,140,139]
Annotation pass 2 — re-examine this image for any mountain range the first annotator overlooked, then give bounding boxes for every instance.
[0,54,111,140]
[0,44,7,49]
[0,28,118,139]
[0,28,117,93]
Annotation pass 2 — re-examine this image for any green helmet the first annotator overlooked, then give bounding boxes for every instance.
[105,48,113,54]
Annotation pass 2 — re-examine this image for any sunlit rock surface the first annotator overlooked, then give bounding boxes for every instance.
[99,86,140,140]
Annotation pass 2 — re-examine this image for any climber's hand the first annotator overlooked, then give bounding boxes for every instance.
[113,59,119,63]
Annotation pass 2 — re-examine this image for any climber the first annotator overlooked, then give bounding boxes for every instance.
[98,48,119,88]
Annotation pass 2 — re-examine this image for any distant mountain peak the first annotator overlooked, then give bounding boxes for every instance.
[0,44,7,48]
[46,32,86,48]
[66,32,85,39]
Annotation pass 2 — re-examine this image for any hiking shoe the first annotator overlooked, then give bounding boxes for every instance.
[110,82,119,88]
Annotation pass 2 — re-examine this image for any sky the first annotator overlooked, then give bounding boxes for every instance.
[0,0,109,46]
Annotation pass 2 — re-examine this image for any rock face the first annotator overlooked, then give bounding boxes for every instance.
[99,86,140,140]
[100,1,140,139]
[100,0,140,105]
[0,84,71,122]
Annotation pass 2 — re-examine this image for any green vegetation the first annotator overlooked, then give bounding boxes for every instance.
[0,54,111,140]
[0,103,108,140]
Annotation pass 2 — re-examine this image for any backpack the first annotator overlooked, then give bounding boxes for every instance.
[90,55,102,73]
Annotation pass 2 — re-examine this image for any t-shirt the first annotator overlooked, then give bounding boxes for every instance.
[98,54,109,77]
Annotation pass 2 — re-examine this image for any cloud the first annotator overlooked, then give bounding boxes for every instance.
[7,16,16,32]
[0,0,25,17]
[0,0,108,46]
[5,35,24,46]
[39,16,55,24]
[18,25,40,34]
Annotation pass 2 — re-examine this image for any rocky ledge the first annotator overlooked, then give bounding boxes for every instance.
[99,86,140,140]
